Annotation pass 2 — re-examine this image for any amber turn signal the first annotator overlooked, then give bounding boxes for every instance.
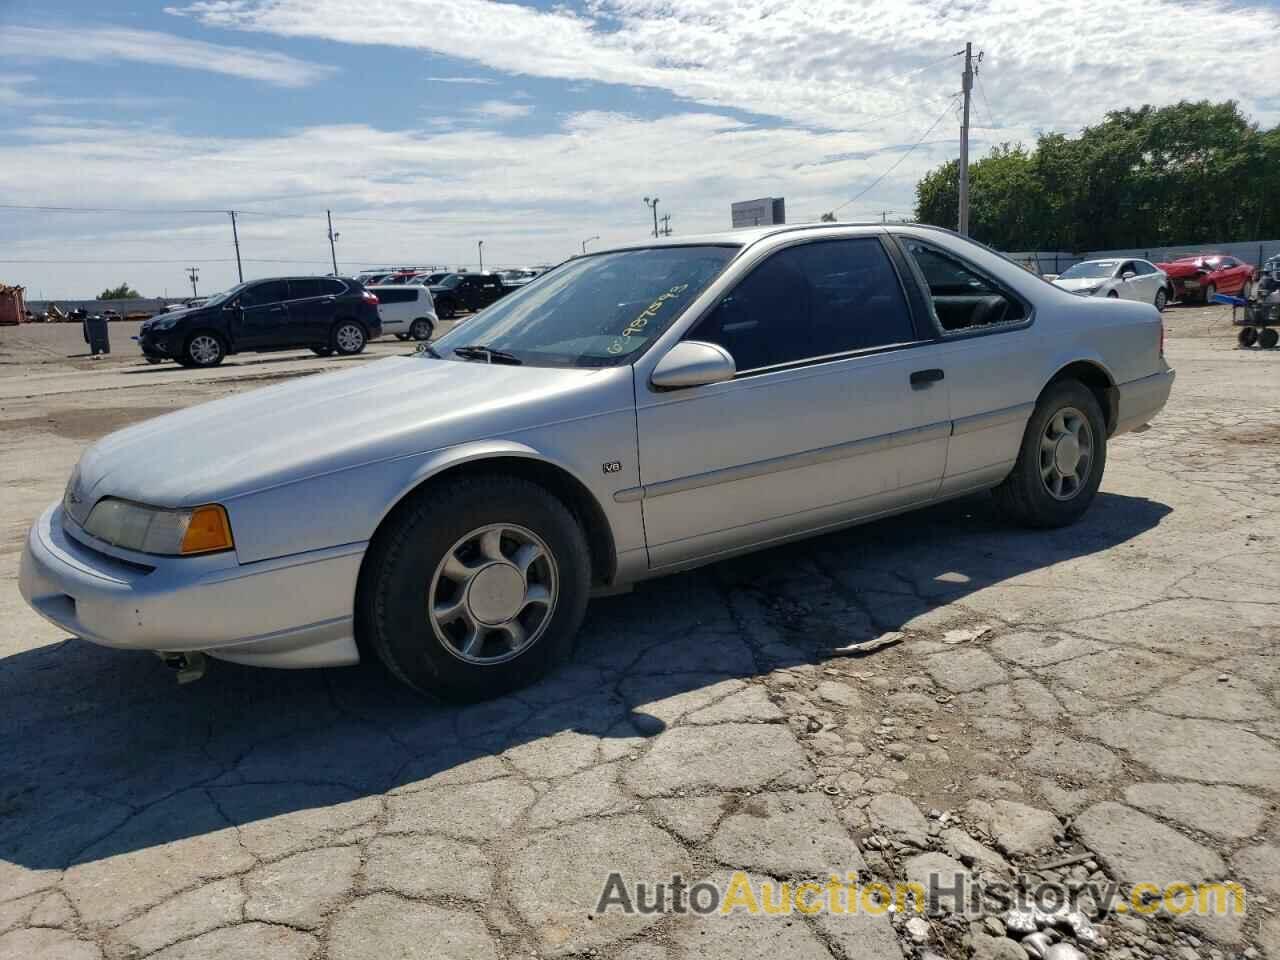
[180,504,235,555]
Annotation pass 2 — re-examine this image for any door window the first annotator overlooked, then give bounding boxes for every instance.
[686,238,915,373]
[898,239,1027,333]
[1134,261,1157,275]
[288,278,331,299]
[240,280,289,307]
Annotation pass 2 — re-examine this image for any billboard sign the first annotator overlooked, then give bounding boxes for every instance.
[731,197,786,229]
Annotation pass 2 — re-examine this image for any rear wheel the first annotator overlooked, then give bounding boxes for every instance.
[184,332,225,368]
[1154,288,1168,312]
[438,299,457,320]
[1203,282,1217,304]
[411,317,434,341]
[333,321,366,355]
[992,380,1107,528]
[357,476,590,701]
[1261,328,1279,349]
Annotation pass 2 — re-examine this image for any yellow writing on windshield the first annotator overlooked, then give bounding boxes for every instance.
[607,284,691,354]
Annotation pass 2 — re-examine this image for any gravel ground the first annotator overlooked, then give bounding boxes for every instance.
[0,302,1277,960]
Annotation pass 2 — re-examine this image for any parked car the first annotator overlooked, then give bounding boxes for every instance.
[21,224,1173,701]
[134,276,381,367]
[411,272,453,287]
[499,268,540,286]
[1156,253,1254,303]
[367,284,438,341]
[428,272,514,318]
[1051,258,1170,311]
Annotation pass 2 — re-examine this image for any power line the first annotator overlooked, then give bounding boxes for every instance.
[830,95,960,216]
[0,203,229,214]
[976,73,996,130]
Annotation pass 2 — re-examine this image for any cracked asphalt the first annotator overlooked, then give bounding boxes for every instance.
[1,307,1277,960]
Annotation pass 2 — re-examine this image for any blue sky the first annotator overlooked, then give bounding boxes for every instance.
[2,0,1278,297]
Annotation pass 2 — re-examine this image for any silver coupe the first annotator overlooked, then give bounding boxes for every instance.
[20,224,1174,700]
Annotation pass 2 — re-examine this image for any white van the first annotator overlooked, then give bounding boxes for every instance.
[367,285,438,341]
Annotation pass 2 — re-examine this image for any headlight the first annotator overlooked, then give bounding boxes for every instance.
[152,315,179,330]
[81,498,234,556]
[1075,285,1102,296]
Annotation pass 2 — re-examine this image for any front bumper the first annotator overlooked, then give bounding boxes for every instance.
[1115,368,1175,435]
[19,503,364,668]
[134,327,182,358]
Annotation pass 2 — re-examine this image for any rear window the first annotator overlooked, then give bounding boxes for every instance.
[372,287,418,304]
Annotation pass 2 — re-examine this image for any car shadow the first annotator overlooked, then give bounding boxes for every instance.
[0,490,1171,872]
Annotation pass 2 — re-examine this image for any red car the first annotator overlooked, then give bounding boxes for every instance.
[1156,253,1254,303]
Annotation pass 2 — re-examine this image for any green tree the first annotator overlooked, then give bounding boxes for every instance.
[914,100,1278,251]
[99,283,141,300]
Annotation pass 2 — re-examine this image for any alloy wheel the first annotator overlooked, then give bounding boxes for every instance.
[336,323,364,353]
[189,335,221,365]
[1039,406,1094,501]
[427,523,558,665]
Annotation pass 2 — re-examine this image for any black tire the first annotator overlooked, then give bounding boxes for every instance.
[410,317,434,341]
[332,320,367,355]
[1260,328,1279,349]
[183,331,226,368]
[1238,327,1258,347]
[357,475,591,702]
[311,346,334,357]
[992,379,1108,529]
[437,299,457,320]
[395,333,410,341]
[1106,290,1119,299]
[1154,288,1168,312]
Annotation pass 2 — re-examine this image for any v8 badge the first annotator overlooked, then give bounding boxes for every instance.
[602,461,623,475]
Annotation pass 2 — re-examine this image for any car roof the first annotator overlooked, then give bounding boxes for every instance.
[591,221,940,256]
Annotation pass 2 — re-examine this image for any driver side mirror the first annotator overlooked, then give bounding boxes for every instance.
[651,341,736,390]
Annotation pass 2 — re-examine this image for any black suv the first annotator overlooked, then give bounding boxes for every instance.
[428,272,515,318]
[136,276,382,367]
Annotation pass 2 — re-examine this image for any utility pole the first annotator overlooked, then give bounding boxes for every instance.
[477,240,484,272]
[326,210,340,275]
[186,266,200,299]
[581,235,600,254]
[228,211,243,282]
[958,42,974,236]
[643,197,660,238]
[659,213,672,237]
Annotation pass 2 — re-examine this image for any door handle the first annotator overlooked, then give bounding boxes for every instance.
[910,368,944,386]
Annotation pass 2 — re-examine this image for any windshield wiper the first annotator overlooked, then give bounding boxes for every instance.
[452,345,523,365]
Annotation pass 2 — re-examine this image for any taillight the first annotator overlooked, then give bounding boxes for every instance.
[363,290,379,305]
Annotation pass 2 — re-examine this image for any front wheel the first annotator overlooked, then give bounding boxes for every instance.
[1154,288,1168,312]
[184,332,226,368]
[1203,282,1217,304]
[357,476,590,701]
[992,380,1107,528]
[333,321,366,355]
[437,299,457,320]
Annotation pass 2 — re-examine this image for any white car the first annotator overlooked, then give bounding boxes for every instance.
[1050,258,1170,311]
[20,224,1173,702]
[367,284,438,341]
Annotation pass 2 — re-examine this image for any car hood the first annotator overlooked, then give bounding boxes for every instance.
[143,305,204,327]
[1157,262,1206,278]
[74,356,621,507]
[1052,277,1107,293]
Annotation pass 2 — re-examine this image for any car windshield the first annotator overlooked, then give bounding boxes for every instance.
[1059,261,1118,279]
[431,245,738,367]
[436,275,463,289]
[203,283,249,306]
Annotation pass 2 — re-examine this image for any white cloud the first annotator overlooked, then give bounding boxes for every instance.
[3,26,333,88]
[0,110,960,296]
[168,0,1280,130]
[468,99,533,119]
[428,76,498,85]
